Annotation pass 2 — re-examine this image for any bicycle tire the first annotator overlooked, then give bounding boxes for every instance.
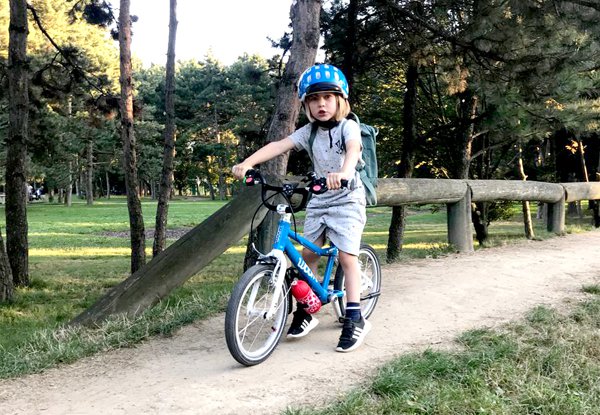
[333,243,381,321]
[225,264,289,366]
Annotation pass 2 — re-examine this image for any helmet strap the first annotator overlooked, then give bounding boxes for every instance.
[314,120,340,149]
[314,119,339,129]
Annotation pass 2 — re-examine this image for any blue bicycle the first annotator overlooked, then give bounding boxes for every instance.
[225,170,381,366]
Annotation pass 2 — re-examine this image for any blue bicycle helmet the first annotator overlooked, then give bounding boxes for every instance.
[297,64,349,102]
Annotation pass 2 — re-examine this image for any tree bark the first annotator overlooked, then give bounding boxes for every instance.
[153,0,178,257]
[0,228,13,302]
[387,59,418,262]
[471,131,490,244]
[6,0,29,286]
[66,161,73,206]
[86,139,94,205]
[249,0,321,264]
[105,170,110,200]
[471,202,488,244]
[119,0,146,273]
[576,137,599,225]
[341,0,358,96]
[517,142,535,239]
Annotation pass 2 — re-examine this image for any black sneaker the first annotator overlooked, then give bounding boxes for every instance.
[335,316,371,352]
[287,306,319,338]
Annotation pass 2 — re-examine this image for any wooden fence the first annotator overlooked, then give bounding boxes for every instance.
[377,179,600,252]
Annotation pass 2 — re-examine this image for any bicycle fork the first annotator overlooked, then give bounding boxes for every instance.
[257,249,288,320]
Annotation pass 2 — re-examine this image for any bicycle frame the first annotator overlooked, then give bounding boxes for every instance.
[261,207,343,319]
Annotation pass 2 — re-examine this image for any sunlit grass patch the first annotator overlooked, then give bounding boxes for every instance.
[30,247,134,257]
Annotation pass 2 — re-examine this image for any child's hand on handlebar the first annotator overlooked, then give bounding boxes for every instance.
[232,164,253,179]
[326,172,350,190]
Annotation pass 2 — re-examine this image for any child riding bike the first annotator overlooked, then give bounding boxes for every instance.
[232,64,370,353]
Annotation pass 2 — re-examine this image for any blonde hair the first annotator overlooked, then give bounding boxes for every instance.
[304,95,351,123]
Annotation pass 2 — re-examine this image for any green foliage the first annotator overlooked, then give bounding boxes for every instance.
[6,0,600,211]
[321,0,600,185]
[0,0,121,193]
[134,55,277,196]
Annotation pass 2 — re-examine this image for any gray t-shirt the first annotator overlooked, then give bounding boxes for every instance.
[289,119,366,255]
[290,119,365,207]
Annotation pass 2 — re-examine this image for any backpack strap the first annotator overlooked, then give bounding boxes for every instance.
[307,123,319,164]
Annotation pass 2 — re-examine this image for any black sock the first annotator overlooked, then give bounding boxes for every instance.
[346,302,361,322]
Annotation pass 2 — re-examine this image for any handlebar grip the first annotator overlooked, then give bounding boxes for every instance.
[244,169,261,186]
[309,178,349,194]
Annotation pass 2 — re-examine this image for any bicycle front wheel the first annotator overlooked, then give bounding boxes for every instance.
[333,243,382,321]
[225,264,289,366]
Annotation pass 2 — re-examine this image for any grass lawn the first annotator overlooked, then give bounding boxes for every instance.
[0,197,595,379]
[284,287,600,415]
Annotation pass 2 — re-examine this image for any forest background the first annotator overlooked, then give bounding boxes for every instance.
[2,0,600,300]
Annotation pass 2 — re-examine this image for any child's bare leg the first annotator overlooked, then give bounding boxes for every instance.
[301,234,324,277]
[338,251,360,303]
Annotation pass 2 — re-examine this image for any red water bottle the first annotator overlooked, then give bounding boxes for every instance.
[291,279,321,314]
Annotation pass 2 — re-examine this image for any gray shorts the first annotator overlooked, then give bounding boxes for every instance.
[303,202,366,256]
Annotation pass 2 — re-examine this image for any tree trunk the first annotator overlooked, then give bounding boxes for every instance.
[455,89,483,244]
[218,172,226,200]
[341,0,358,96]
[576,137,599,225]
[0,228,13,303]
[6,0,30,286]
[153,0,178,257]
[517,141,535,239]
[86,139,94,205]
[105,170,110,200]
[455,89,478,179]
[471,202,489,244]
[387,58,418,262]
[119,0,146,273]
[75,156,80,198]
[66,161,73,206]
[470,129,490,244]
[248,0,321,265]
[387,206,407,262]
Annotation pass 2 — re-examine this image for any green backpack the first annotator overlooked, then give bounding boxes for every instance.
[308,113,379,206]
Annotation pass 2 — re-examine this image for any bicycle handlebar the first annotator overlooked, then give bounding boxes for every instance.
[244,169,347,213]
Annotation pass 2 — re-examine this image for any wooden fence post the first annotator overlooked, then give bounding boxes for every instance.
[447,187,474,252]
[546,194,565,235]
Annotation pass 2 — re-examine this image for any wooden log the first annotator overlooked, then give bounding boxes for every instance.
[546,194,565,235]
[561,182,600,202]
[447,188,474,252]
[376,178,468,205]
[467,180,564,203]
[71,185,267,326]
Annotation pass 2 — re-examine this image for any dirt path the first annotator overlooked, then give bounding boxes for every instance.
[2,231,600,415]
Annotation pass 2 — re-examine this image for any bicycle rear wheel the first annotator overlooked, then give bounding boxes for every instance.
[333,243,381,321]
[225,264,289,366]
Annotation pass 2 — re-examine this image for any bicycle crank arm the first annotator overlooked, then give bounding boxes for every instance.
[360,291,381,301]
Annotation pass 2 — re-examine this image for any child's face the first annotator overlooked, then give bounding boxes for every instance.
[306,93,338,122]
